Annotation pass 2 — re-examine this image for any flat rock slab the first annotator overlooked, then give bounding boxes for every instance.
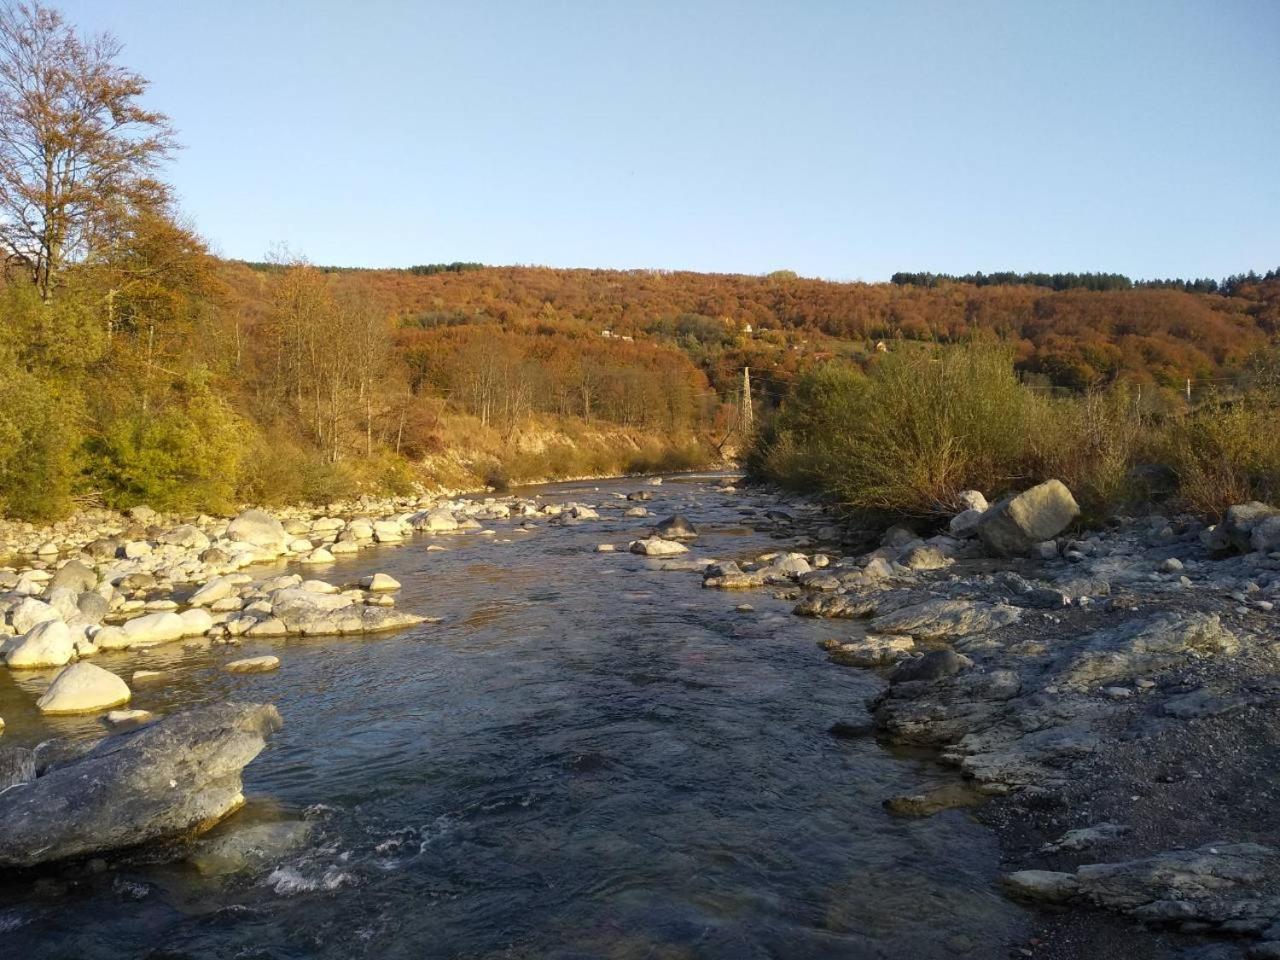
[870,598,1022,639]
[0,702,282,868]
[226,656,280,674]
[1004,843,1280,930]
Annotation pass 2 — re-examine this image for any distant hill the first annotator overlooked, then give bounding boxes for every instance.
[225,261,1280,395]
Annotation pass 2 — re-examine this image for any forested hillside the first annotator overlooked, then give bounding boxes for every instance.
[226,260,1280,398]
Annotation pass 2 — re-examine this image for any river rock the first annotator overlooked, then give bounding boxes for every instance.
[794,592,882,618]
[1204,501,1280,554]
[1004,843,1280,926]
[48,559,96,594]
[11,597,61,635]
[823,633,916,667]
[416,509,458,533]
[949,508,985,539]
[1062,612,1240,688]
[37,662,131,714]
[361,573,401,591]
[188,817,313,877]
[179,608,214,636]
[269,587,423,635]
[898,544,953,571]
[189,576,236,607]
[226,655,279,674]
[226,509,288,551]
[654,515,698,540]
[121,611,187,647]
[0,746,35,790]
[6,619,75,668]
[977,480,1080,557]
[373,520,404,542]
[0,702,282,867]
[630,537,688,557]
[76,591,110,623]
[870,598,1022,639]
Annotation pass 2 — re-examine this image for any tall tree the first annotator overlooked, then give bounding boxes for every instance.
[0,1,175,299]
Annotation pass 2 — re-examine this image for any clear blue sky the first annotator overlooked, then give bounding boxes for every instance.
[61,0,1280,280]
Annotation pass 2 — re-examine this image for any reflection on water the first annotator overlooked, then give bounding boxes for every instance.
[0,476,1027,958]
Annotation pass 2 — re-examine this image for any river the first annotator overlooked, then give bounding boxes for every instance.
[0,474,1027,959]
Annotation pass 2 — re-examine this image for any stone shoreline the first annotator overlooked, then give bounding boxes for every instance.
[4,475,1279,958]
[712,485,1280,960]
[0,478,683,867]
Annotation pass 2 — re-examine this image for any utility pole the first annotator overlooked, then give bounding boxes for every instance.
[738,367,754,438]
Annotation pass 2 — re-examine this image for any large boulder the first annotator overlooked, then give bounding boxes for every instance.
[977,480,1080,557]
[6,619,75,669]
[37,662,132,714]
[226,509,288,550]
[121,611,187,647]
[0,702,281,867]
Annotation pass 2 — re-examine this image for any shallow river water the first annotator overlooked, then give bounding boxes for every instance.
[0,475,1026,959]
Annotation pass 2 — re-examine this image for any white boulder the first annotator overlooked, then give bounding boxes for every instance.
[6,619,75,669]
[37,662,131,715]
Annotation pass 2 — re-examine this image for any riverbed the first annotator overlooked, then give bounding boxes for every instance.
[0,475,1026,959]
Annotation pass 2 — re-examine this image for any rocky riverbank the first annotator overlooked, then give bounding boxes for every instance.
[0,484,661,864]
[690,481,1280,960]
[3,474,1279,958]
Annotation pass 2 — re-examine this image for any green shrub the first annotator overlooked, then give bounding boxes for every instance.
[1024,387,1149,520]
[750,344,1182,522]
[0,368,81,520]
[88,386,245,514]
[1160,396,1280,517]
[753,344,1038,516]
